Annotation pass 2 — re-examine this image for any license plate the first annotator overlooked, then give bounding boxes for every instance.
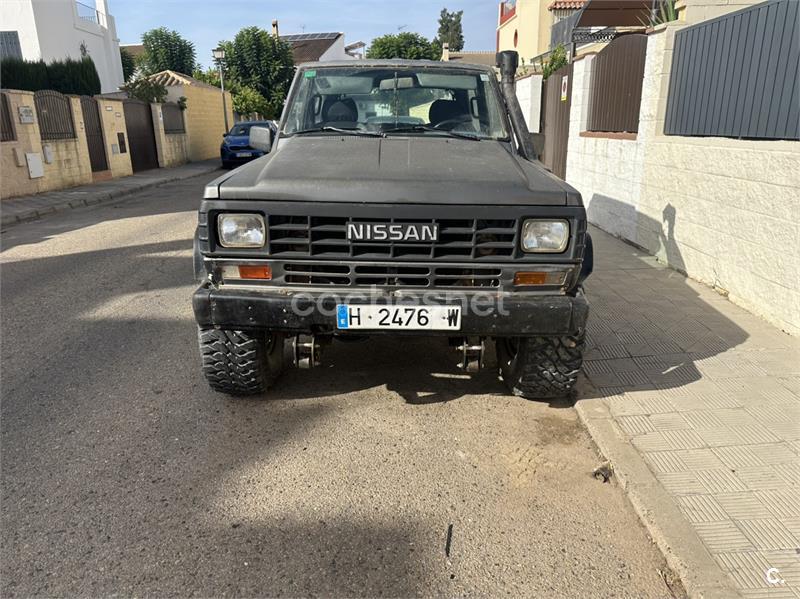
[337,305,461,330]
[236,152,252,157]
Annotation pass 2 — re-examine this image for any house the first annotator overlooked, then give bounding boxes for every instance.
[548,0,586,23]
[274,22,364,65]
[0,0,125,93]
[440,45,497,69]
[148,70,233,162]
[496,0,585,65]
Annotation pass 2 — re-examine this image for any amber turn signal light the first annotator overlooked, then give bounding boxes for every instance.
[513,271,566,286]
[237,265,272,280]
[514,272,547,285]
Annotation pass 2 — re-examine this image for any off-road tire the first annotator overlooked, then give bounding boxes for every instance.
[198,328,284,396]
[497,333,586,399]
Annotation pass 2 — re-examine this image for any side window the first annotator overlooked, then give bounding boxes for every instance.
[285,83,312,132]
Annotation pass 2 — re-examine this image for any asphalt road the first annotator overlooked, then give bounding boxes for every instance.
[1,174,681,598]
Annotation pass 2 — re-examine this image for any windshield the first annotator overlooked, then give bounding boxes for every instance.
[227,123,270,136]
[282,66,510,140]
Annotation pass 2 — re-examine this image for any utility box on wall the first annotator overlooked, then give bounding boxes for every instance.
[25,153,44,179]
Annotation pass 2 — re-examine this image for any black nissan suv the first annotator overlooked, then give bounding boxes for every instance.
[192,52,592,399]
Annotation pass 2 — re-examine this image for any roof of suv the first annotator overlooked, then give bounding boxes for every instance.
[296,59,496,72]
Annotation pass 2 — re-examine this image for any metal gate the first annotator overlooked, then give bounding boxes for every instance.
[123,99,158,172]
[80,96,108,172]
[539,63,573,180]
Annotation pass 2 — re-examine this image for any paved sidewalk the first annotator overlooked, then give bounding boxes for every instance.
[0,160,221,227]
[577,227,800,599]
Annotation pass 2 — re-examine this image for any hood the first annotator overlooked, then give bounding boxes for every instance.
[216,135,573,205]
[223,135,251,147]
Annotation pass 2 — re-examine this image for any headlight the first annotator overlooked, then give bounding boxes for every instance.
[218,213,266,248]
[521,219,569,253]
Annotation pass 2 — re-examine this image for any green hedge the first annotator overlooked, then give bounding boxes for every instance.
[0,56,101,95]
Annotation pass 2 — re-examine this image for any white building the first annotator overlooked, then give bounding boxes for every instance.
[1,0,125,93]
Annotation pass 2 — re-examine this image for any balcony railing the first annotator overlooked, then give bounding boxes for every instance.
[75,1,107,27]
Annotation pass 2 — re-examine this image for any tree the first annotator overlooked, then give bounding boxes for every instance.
[120,48,136,82]
[542,44,568,79]
[122,78,168,103]
[436,8,464,52]
[192,67,221,88]
[221,27,294,119]
[367,32,439,60]
[138,27,197,75]
[232,85,269,116]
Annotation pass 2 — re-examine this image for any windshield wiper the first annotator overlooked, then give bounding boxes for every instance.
[289,126,385,138]
[384,125,481,141]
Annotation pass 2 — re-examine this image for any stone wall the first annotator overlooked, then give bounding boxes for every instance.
[0,90,92,198]
[96,97,133,179]
[1,90,44,198]
[180,85,233,162]
[564,25,800,335]
[151,103,188,168]
[38,97,92,192]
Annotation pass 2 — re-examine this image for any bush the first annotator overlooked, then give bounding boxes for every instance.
[542,44,568,80]
[0,56,101,95]
[0,58,49,91]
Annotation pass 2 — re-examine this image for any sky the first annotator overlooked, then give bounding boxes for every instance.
[111,0,499,70]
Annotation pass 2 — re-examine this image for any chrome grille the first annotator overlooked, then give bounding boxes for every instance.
[274,262,503,288]
[267,216,519,261]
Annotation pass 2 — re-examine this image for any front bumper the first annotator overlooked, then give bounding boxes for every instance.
[220,149,264,164]
[192,284,589,336]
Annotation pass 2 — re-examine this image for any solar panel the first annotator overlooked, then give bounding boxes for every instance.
[281,32,340,42]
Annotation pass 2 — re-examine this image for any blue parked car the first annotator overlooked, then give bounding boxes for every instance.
[220,121,276,168]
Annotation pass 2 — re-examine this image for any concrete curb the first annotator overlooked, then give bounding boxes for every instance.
[1,164,221,228]
[575,396,744,599]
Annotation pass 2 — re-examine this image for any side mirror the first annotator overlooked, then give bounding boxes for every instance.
[222,133,228,138]
[249,126,273,153]
[529,132,545,158]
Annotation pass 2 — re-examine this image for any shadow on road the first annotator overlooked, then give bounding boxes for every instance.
[579,194,749,398]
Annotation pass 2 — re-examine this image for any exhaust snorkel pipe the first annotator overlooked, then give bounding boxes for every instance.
[496,50,535,161]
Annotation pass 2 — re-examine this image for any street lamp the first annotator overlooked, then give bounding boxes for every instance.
[212,47,229,132]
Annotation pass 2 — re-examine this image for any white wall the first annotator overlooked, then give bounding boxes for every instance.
[515,74,543,133]
[1,0,124,93]
[2,0,41,59]
[319,36,357,61]
[566,53,646,243]
[565,26,800,336]
[679,0,766,23]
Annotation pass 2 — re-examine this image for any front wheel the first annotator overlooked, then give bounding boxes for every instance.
[198,328,284,396]
[496,333,586,400]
